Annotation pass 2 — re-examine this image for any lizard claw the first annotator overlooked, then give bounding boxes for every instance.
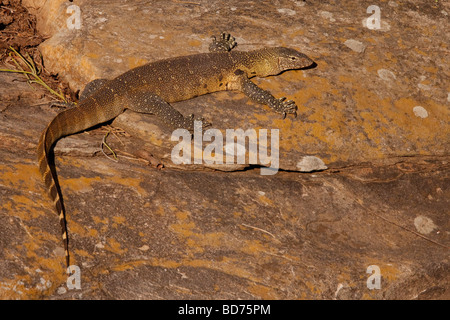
[197,117,212,129]
[50,101,73,109]
[276,97,298,118]
[183,114,211,132]
[209,32,237,52]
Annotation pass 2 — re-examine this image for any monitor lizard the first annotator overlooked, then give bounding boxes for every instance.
[37,33,315,272]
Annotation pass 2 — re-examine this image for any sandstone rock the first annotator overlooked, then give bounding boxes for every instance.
[0,0,448,300]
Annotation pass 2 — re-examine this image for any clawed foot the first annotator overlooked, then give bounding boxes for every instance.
[50,101,74,110]
[183,114,212,132]
[209,32,237,52]
[276,97,298,119]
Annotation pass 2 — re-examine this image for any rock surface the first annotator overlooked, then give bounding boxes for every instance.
[0,0,448,299]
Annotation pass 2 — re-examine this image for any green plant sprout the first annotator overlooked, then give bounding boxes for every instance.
[2,47,123,161]
[0,46,68,103]
[101,129,119,162]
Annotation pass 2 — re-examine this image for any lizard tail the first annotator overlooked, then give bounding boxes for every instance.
[37,115,70,273]
[36,105,94,273]
[36,96,121,273]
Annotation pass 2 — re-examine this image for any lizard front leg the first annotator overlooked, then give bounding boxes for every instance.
[233,71,298,118]
[126,91,209,132]
[209,32,237,53]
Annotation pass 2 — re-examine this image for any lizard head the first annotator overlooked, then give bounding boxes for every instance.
[274,47,315,73]
[248,47,315,77]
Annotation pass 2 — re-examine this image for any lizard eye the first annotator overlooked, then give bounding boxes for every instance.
[289,56,297,60]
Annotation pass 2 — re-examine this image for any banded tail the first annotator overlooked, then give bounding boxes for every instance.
[37,93,123,272]
[37,108,78,271]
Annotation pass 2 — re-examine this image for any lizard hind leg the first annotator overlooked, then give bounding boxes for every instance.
[79,78,109,101]
[209,32,237,52]
[126,91,210,132]
[43,79,109,112]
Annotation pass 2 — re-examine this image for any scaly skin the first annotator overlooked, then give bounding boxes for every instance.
[37,33,314,271]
